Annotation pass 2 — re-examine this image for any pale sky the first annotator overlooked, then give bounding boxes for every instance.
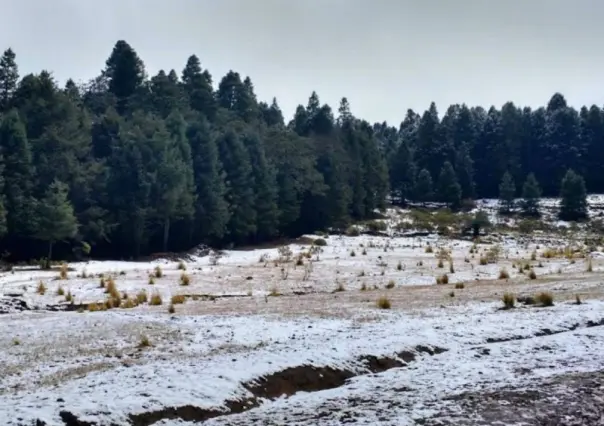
[1,0,602,124]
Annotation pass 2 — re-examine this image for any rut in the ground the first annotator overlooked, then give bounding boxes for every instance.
[35,345,447,426]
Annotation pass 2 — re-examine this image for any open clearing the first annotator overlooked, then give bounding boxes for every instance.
[2,198,604,425]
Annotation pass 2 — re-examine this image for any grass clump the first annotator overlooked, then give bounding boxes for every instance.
[177,260,187,271]
[536,291,554,307]
[138,335,151,348]
[436,274,449,285]
[154,265,163,278]
[334,282,345,292]
[350,249,356,257]
[376,296,391,309]
[425,245,433,254]
[360,282,367,291]
[586,256,593,272]
[455,282,465,289]
[498,267,510,280]
[313,238,327,247]
[65,291,73,303]
[449,262,455,274]
[180,272,190,286]
[437,259,444,268]
[58,263,69,280]
[88,302,102,312]
[385,280,395,289]
[149,292,163,306]
[105,277,119,299]
[479,256,488,266]
[168,304,176,314]
[502,292,516,309]
[122,298,137,309]
[148,275,155,285]
[528,269,537,280]
[575,294,582,305]
[171,294,186,305]
[57,285,65,296]
[99,276,105,288]
[36,281,46,295]
[136,290,148,304]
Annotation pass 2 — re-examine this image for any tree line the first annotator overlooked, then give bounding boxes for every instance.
[0,40,598,261]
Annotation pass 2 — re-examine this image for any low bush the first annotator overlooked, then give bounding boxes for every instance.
[376,296,391,309]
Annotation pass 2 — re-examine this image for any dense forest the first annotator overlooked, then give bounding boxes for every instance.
[0,40,600,261]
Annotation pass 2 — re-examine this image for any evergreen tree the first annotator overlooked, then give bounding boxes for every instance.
[559,169,588,221]
[182,55,216,119]
[498,171,516,214]
[521,173,542,217]
[35,180,78,261]
[0,110,37,236]
[187,117,230,242]
[0,48,19,111]
[455,142,475,200]
[389,139,416,205]
[437,161,461,208]
[216,129,256,242]
[0,153,6,237]
[243,132,279,240]
[415,168,433,205]
[103,40,146,113]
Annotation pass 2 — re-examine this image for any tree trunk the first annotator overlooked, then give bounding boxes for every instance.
[163,217,170,252]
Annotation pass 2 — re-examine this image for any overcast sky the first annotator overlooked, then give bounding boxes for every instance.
[1,0,602,124]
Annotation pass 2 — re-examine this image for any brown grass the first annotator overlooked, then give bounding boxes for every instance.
[180,272,190,286]
[59,263,68,280]
[385,280,395,289]
[57,285,65,296]
[149,292,163,306]
[455,282,465,289]
[536,291,554,307]
[376,296,391,309]
[528,269,537,280]
[436,274,449,285]
[36,281,46,295]
[171,294,186,305]
[136,290,148,304]
[154,265,163,278]
[177,260,187,271]
[502,292,516,309]
[498,267,510,280]
[138,335,151,348]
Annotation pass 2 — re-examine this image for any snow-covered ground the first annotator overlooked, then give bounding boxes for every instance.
[1,199,604,425]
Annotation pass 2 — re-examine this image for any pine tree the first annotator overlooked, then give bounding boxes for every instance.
[415,168,433,205]
[243,132,279,240]
[455,142,475,200]
[521,173,542,216]
[0,48,18,111]
[559,169,588,221]
[437,161,461,208]
[498,171,516,214]
[0,153,6,237]
[216,129,256,242]
[182,55,216,120]
[36,180,78,261]
[103,40,146,113]
[187,117,230,243]
[389,139,416,205]
[0,110,37,236]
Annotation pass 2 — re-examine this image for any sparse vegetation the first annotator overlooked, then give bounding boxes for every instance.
[171,294,186,305]
[313,238,327,247]
[498,267,510,280]
[136,290,148,304]
[455,282,465,289]
[36,281,46,295]
[360,282,367,291]
[180,272,190,286]
[376,296,391,309]
[149,292,163,306]
[57,285,65,296]
[586,256,593,272]
[502,292,516,309]
[528,269,537,280]
[575,294,582,305]
[425,245,433,254]
[138,335,151,348]
[59,263,68,280]
[385,280,395,289]
[154,265,163,278]
[436,274,449,285]
[536,291,554,307]
[177,260,187,270]
[168,304,176,314]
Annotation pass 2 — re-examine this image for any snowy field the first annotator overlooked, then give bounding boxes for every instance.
[2,198,604,425]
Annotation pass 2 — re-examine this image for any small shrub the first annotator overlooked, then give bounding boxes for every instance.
[313,238,327,247]
[346,226,361,237]
[362,248,367,256]
[386,280,395,289]
[57,285,65,296]
[88,302,102,312]
[376,296,391,309]
[455,282,465,289]
[425,245,433,254]
[105,278,119,299]
[397,261,402,271]
[99,277,105,288]
[122,298,137,309]
[168,304,176,314]
[148,276,155,285]
[334,282,345,292]
[528,269,537,280]
[154,265,163,278]
[358,270,365,277]
[59,263,68,280]
[81,269,88,279]
[171,294,186,305]
[449,291,455,298]
[502,292,516,309]
[136,290,148,304]
[177,260,187,271]
[65,291,73,303]
[138,335,151,348]
[36,281,46,295]
[536,291,554,307]
[531,251,537,261]
[498,268,510,280]
[541,248,557,259]
[350,250,356,257]
[575,294,582,305]
[149,292,163,306]
[523,262,531,271]
[12,338,20,346]
[479,256,488,266]
[437,259,444,268]
[436,274,449,285]
[360,282,367,291]
[180,272,190,286]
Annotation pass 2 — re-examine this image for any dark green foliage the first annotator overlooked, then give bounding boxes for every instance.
[35,180,78,260]
[498,171,516,213]
[437,161,461,208]
[415,169,433,205]
[559,169,588,221]
[522,173,542,217]
[1,40,603,261]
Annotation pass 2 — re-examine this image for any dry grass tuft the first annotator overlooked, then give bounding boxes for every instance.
[425,245,433,254]
[586,256,593,273]
[479,256,488,266]
[180,272,190,286]
[498,267,510,280]
[502,292,516,309]
[122,298,137,309]
[36,281,46,295]
[88,302,103,312]
[59,263,69,280]
[528,269,537,280]
[436,274,449,285]
[168,304,176,314]
[360,282,367,291]
[57,285,65,296]
[65,291,73,303]
[138,335,151,348]
[149,292,163,306]
[575,294,582,305]
[177,260,187,271]
[376,296,391,309]
[455,282,465,289]
[385,280,395,289]
[136,290,148,304]
[334,282,345,292]
[154,265,163,278]
[171,294,186,305]
[105,277,119,299]
[536,291,554,307]
[148,275,155,285]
